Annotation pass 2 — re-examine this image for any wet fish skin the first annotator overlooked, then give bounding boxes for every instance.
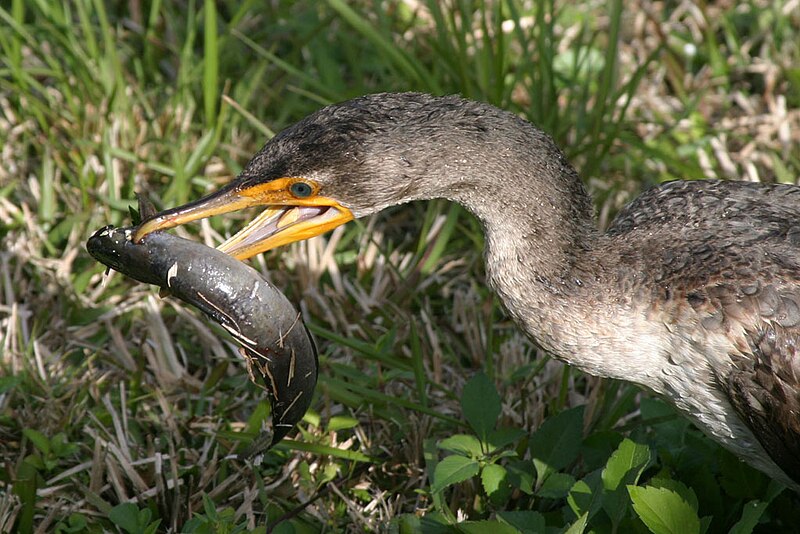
[87,225,318,449]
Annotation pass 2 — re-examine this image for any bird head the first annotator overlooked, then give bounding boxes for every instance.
[134,93,460,259]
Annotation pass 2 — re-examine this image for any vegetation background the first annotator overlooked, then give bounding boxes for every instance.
[1,0,799,532]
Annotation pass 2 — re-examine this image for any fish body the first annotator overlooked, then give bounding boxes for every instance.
[87,225,318,449]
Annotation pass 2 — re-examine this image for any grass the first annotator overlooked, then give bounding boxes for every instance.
[1,0,799,532]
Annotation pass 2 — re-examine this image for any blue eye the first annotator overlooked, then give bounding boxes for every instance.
[290,182,313,198]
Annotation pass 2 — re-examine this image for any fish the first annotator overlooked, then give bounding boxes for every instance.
[86,199,318,453]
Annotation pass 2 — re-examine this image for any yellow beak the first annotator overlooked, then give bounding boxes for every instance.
[134,178,354,260]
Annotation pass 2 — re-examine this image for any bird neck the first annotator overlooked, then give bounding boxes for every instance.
[442,143,602,358]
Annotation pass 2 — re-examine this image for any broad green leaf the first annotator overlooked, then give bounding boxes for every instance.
[50,433,78,458]
[423,439,451,521]
[568,470,603,521]
[727,480,783,534]
[481,463,507,497]
[537,472,575,499]
[564,512,588,534]
[487,427,526,451]
[639,398,689,451]
[431,455,481,494]
[603,479,636,527]
[648,477,699,511]
[602,438,650,490]
[529,406,584,483]
[22,428,50,455]
[506,460,535,495]
[327,415,359,432]
[729,500,769,534]
[394,513,455,533]
[461,372,501,441]
[492,450,520,461]
[628,485,701,534]
[108,503,142,534]
[137,508,153,530]
[457,521,523,534]
[202,493,218,519]
[57,513,88,534]
[497,510,546,533]
[581,431,624,471]
[438,434,484,458]
[719,449,767,499]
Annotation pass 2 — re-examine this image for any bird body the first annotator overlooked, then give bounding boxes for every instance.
[136,93,800,489]
[482,177,800,489]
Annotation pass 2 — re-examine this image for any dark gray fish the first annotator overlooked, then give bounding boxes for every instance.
[87,219,318,453]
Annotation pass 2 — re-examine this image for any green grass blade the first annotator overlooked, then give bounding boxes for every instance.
[326,0,439,92]
[279,439,373,463]
[203,0,219,126]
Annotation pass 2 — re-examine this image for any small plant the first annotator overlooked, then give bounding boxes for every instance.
[181,495,260,534]
[22,430,79,473]
[428,373,527,513]
[108,503,161,534]
[405,375,784,533]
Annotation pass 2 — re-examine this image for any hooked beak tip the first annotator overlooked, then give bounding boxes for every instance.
[132,184,251,242]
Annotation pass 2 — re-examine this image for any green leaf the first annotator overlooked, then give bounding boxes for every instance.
[719,449,767,499]
[581,431,624,471]
[648,477,699,511]
[537,472,575,499]
[481,463,507,497]
[639,398,689,451]
[564,512,589,534]
[431,455,481,494]
[602,438,651,490]
[57,513,88,533]
[729,499,770,534]
[394,513,451,533]
[461,372,501,442]
[438,434,484,458]
[327,415,359,432]
[496,511,546,533]
[568,470,603,521]
[456,521,523,534]
[423,439,450,520]
[725,480,782,534]
[13,460,38,534]
[108,503,142,534]
[23,428,51,455]
[487,427,526,451]
[529,406,584,484]
[275,439,372,463]
[50,433,78,458]
[506,460,535,495]
[628,485,701,534]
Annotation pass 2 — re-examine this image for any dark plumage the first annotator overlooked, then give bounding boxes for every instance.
[138,93,800,489]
